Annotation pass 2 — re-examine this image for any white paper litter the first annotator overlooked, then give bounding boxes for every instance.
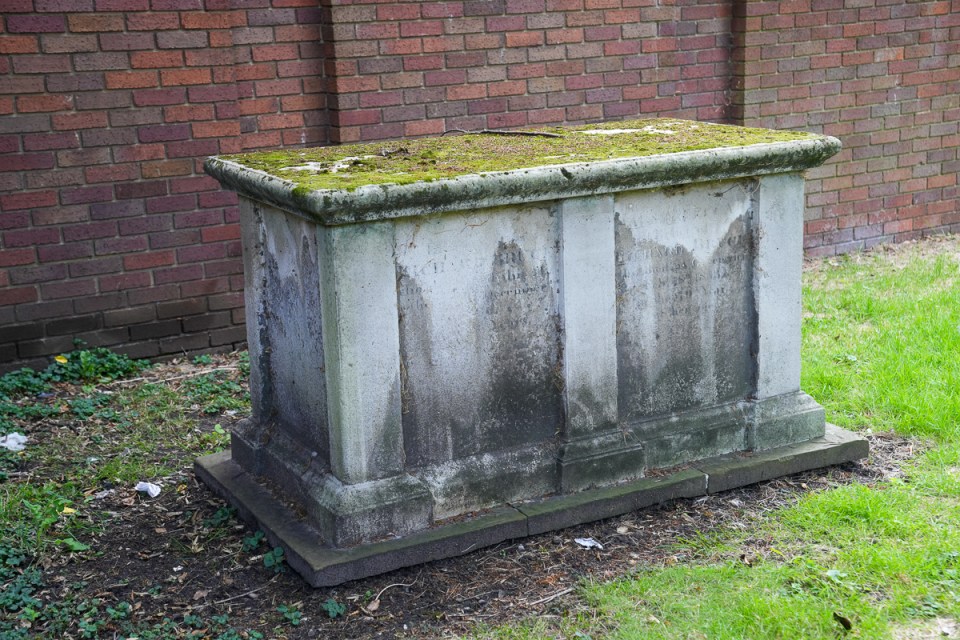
[281,155,378,173]
[574,537,604,550]
[0,432,27,452]
[135,481,162,498]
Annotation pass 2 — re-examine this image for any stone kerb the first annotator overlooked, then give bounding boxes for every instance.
[196,119,865,586]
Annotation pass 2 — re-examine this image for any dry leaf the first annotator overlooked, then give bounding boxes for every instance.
[193,589,210,601]
[833,611,853,631]
[616,526,629,534]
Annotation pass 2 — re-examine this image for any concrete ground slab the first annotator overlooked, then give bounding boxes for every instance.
[195,424,866,587]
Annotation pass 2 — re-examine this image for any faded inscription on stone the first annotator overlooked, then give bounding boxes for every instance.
[394,207,563,468]
[614,181,756,422]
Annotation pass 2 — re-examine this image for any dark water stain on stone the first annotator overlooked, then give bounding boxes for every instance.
[396,266,451,468]
[464,240,563,458]
[615,221,705,421]
[260,212,329,459]
[711,214,756,402]
[615,211,755,425]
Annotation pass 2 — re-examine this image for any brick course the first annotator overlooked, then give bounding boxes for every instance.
[326,0,732,143]
[0,0,958,371]
[731,0,960,255]
[0,0,327,371]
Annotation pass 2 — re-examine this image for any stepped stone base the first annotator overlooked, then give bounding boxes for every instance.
[195,424,866,587]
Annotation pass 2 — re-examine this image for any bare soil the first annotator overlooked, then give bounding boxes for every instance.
[45,426,917,639]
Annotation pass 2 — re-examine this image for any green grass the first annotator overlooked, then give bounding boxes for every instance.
[584,482,960,639]
[802,250,960,440]
[475,239,960,639]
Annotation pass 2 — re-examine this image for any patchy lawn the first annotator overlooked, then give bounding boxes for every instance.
[2,235,959,639]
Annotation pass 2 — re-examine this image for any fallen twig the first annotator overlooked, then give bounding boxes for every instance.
[375,578,417,601]
[209,585,268,608]
[442,128,563,138]
[525,587,575,607]
[105,367,240,387]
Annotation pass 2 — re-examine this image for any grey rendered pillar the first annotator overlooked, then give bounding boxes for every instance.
[312,221,432,546]
[318,221,406,484]
[751,173,825,449]
[753,173,804,398]
[557,195,639,491]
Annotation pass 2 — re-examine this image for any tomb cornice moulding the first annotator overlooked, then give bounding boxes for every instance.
[205,134,841,225]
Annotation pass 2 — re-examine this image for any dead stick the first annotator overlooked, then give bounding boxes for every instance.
[105,366,240,387]
[442,128,562,138]
[205,585,269,607]
[526,587,575,607]
[375,579,417,601]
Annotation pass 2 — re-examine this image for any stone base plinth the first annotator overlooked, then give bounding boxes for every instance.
[196,424,866,587]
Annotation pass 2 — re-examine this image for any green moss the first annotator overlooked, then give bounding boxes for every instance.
[223,119,821,193]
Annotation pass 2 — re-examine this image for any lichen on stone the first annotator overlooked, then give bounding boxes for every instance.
[221,119,822,193]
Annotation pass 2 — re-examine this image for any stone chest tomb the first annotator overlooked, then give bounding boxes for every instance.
[198,119,867,586]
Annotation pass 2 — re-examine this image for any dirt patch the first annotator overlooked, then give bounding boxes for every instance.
[891,617,959,639]
[804,233,960,275]
[38,430,918,639]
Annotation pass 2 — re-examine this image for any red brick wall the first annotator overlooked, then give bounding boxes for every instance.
[732,0,960,255]
[0,0,958,371]
[322,0,734,143]
[0,0,327,371]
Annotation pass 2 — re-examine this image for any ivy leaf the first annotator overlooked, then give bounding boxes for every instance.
[59,538,90,552]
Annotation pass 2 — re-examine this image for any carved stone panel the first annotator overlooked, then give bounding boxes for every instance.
[394,206,563,468]
[614,181,756,424]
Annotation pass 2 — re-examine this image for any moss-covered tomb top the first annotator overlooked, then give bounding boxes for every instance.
[205,119,841,225]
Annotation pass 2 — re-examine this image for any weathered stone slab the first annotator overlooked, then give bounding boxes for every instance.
[518,468,707,536]
[698,423,868,494]
[631,400,749,470]
[394,206,562,517]
[205,120,842,224]
[235,199,329,470]
[195,450,528,587]
[614,180,756,421]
